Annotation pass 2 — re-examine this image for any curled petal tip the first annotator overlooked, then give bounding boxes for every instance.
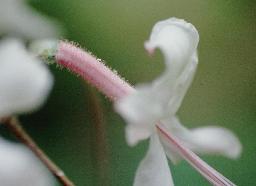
[146,17,199,68]
[144,41,155,56]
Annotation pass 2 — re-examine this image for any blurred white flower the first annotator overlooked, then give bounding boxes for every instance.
[115,18,242,186]
[0,0,62,39]
[0,38,53,118]
[0,137,55,186]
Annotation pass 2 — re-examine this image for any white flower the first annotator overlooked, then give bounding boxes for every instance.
[0,136,55,186]
[0,38,53,118]
[115,18,242,186]
[0,0,62,39]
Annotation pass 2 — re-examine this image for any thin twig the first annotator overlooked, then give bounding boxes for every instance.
[1,117,75,186]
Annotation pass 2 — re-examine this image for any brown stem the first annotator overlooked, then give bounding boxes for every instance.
[87,87,110,186]
[2,117,75,186]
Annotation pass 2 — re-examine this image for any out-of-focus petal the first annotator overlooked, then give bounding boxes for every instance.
[134,133,174,186]
[0,38,53,118]
[0,137,55,186]
[187,126,242,159]
[125,124,152,147]
[160,117,242,161]
[115,84,165,145]
[0,0,62,39]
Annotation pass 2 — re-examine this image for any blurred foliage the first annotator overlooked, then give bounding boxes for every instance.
[4,0,255,185]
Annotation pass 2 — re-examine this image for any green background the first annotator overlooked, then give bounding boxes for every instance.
[6,0,256,185]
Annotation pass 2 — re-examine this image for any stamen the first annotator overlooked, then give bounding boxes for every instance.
[157,124,236,186]
[56,41,134,101]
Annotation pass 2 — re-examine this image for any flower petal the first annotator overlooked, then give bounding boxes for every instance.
[115,18,200,145]
[134,133,174,186]
[187,126,242,159]
[146,18,199,115]
[115,84,165,146]
[157,124,238,186]
[160,117,242,161]
[0,137,55,186]
[145,17,198,87]
[0,0,62,39]
[0,38,53,118]
[165,52,198,116]
[125,124,153,147]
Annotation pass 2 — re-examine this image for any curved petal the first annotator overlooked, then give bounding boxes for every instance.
[165,52,198,116]
[160,117,242,162]
[0,38,53,118]
[145,18,199,97]
[145,17,199,68]
[134,133,174,186]
[115,18,200,145]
